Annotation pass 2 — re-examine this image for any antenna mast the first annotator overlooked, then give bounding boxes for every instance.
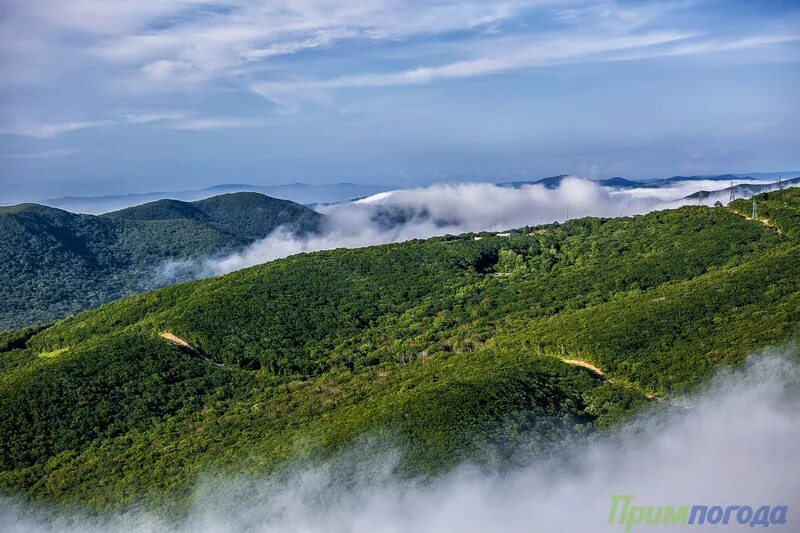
[751,198,757,220]
[729,178,736,203]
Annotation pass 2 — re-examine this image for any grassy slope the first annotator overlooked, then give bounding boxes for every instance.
[0,189,798,513]
[0,193,322,330]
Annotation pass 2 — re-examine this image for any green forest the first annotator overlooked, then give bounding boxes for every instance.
[0,188,798,516]
[0,193,321,329]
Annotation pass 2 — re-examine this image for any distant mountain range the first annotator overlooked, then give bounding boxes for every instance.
[41,182,396,215]
[497,175,647,189]
[498,173,791,191]
[0,192,322,329]
[685,176,800,200]
[28,173,800,214]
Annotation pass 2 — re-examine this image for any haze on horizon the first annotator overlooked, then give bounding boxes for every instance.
[1,0,799,202]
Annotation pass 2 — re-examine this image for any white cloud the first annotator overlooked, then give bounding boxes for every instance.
[241,28,359,61]
[1,0,797,121]
[121,111,189,124]
[79,0,540,89]
[0,148,79,159]
[0,112,256,137]
[165,177,754,278]
[249,29,800,109]
[140,60,202,82]
[162,117,261,130]
[554,0,691,32]
[250,31,695,108]
[614,33,800,61]
[0,120,113,139]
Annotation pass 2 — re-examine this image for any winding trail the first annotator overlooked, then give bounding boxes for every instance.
[559,357,657,400]
[731,209,783,236]
[561,358,605,376]
[749,216,781,235]
[160,332,224,368]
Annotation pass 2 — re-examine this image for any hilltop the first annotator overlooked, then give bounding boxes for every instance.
[0,193,322,329]
[35,182,395,214]
[0,188,797,514]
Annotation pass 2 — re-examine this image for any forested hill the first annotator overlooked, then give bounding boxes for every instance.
[0,193,322,330]
[0,189,797,515]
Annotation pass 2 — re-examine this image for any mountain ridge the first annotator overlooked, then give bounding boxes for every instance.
[32,182,396,214]
[685,176,800,200]
[0,192,322,330]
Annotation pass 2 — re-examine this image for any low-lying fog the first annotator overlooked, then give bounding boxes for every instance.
[158,176,781,279]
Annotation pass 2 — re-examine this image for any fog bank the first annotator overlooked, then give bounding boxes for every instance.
[163,177,770,279]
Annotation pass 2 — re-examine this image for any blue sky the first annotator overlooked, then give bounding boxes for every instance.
[0,0,798,201]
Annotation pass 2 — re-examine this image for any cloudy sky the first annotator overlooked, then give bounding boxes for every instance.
[1,0,798,200]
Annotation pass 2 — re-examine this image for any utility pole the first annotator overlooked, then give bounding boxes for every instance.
[778,175,785,203]
[752,198,757,220]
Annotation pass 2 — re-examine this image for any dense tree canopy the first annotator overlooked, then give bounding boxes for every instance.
[0,193,321,329]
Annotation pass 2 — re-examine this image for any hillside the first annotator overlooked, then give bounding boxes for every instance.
[0,189,797,515]
[0,193,322,330]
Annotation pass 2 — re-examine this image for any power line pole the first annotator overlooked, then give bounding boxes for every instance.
[752,198,757,220]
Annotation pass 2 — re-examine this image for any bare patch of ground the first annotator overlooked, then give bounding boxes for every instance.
[159,332,224,368]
